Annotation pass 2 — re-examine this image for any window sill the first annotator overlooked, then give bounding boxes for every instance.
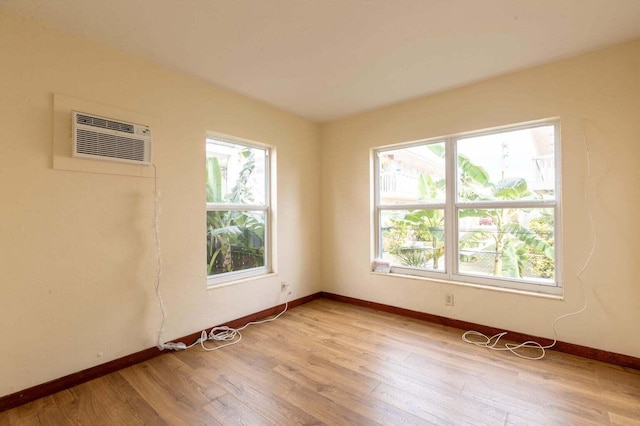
[370,271,564,300]
[207,272,276,291]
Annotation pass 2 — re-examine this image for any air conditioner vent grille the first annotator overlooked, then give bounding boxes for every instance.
[71,111,152,165]
[76,113,134,134]
[76,129,147,162]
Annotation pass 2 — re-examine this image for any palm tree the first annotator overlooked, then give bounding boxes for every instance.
[458,170,554,279]
[388,148,554,279]
[206,150,264,275]
[391,173,445,269]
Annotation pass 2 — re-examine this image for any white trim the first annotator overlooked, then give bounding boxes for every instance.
[371,271,564,299]
[206,266,271,287]
[207,203,268,211]
[206,135,272,283]
[374,118,562,295]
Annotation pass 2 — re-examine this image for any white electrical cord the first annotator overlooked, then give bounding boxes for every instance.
[462,121,594,360]
[152,164,187,351]
[152,164,288,352]
[152,164,176,351]
[184,302,288,352]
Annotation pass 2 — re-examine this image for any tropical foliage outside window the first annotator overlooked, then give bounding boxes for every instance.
[206,137,269,284]
[375,121,561,294]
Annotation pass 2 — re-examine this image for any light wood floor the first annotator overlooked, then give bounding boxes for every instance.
[2,298,640,425]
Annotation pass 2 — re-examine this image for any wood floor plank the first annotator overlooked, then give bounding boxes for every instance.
[211,344,374,425]
[286,306,415,363]
[2,298,640,425]
[202,393,272,426]
[609,411,640,426]
[118,363,222,425]
[272,361,430,426]
[179,348,324,425]
[145,352,226,406]
[3,396,52,425]
[28,384,114,426]
[88,373,166,425]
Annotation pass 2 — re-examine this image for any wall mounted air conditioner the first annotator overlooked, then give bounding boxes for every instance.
[72,111,152,165]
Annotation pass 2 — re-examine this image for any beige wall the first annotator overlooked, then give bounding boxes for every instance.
[0,10,320,397]
[2,7,640,399]
[320,40,640,358]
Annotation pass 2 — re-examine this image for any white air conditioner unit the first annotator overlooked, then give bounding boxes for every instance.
[72,111,152,165]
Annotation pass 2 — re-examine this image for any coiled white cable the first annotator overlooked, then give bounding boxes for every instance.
[152,163,288,352]
[185,302,288,352]
[462,120,594,360]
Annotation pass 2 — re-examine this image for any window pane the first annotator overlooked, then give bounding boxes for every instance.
[207,210,265,275]
[379,142,445,205]
[206,139,266,205]
[380,209,445,271]
[457,125,555,202]
[458,207,554,283]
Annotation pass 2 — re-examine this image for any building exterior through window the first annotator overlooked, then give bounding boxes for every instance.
[374,120,561,295]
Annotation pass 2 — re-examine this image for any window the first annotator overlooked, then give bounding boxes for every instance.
[206,136,270,285]
[375,120,561,294]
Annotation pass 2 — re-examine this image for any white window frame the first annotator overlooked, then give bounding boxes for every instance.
[374,119,562,296]
[206,134,271,286]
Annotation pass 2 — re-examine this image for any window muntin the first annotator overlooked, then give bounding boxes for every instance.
[206,137,270,284]
[375,121,560,294]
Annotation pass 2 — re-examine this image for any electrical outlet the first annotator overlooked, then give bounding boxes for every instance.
[281,282,289,292]
[445,293,454,306]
